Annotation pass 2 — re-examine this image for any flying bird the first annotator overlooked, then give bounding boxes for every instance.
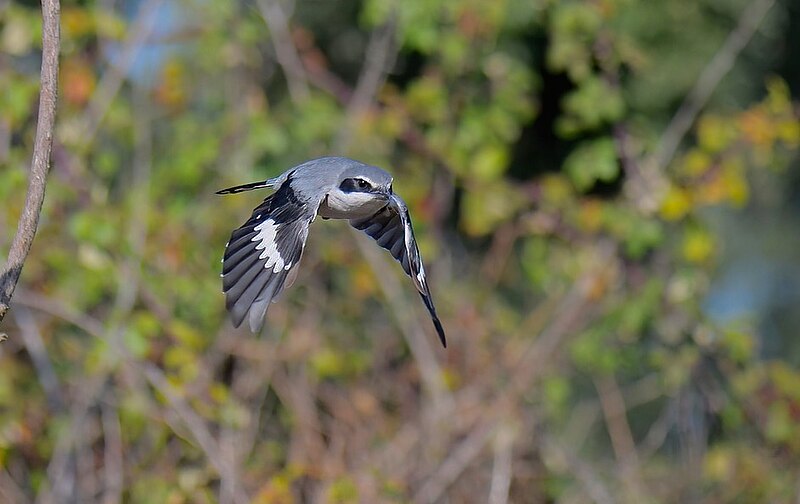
[217,156,447,347]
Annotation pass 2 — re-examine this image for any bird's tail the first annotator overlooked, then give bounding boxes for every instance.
[216,179,275,195]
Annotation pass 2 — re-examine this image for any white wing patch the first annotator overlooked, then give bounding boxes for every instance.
[252,219,292,273]
[416,262,427,287]
[402,215,427,289]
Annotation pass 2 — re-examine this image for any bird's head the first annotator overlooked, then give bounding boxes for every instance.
[337,164,393,196]
[322,163,395,218]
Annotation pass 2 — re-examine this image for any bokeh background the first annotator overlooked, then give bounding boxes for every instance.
[2,0,800,502]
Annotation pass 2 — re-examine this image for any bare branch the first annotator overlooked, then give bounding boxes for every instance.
[366,242,610,458]
[79,0,163,147]
[301,24,458,173]
[413,422,494,504]
[0,469,28,504]
[0,0,61,325]
[488,425,514,504]
[138,362,249,504]
[256,0,310,104]
[101,395,124,504]
[393,243,617,495]
[15,290,106,339]
[15,307,66,412]
[328,8,450,408]
[15,291,247,503]
[638,400,676,460]
[594,374,645,501]
[652,0,776,171]
[38,376,107,504]
[335,13,399,151]
[540,435,615,504]
[354,234,451,403]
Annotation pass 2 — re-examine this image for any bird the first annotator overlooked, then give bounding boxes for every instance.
[216,156,447,347]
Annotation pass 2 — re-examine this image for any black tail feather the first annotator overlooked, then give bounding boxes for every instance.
[420,293,447,348]
[216,180,272,195]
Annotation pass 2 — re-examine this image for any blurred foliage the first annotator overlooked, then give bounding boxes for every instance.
[1,0,800,502]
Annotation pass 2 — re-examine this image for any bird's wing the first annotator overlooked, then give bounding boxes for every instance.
[349,194,447,347]
[221,178,318,332]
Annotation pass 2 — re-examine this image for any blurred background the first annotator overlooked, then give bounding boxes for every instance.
[1,0,800,502]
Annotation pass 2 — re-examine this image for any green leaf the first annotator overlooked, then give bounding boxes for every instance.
[564,138,619,191]
[557,78,625,137]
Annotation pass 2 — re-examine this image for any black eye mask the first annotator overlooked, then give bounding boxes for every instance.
[340,178,373,192]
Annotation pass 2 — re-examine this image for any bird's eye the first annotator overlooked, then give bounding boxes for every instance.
[356,179,370,189]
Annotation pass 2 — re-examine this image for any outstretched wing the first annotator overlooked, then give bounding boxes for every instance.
[221,178,317,332]
[350,194,447,347]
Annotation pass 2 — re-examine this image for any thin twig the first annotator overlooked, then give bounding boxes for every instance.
[256,0,310,103]
[38,376,107,504]
[14,290,106,338]
[270,363,327,468]
[75,408,99,502]
[541,436,615,504]
[0,117,10,163]
[479,220,522,286]
[406,243,616,501]
[301,21,457,170]
[138,362,249,504]
[563,373,662,452]
[226,341,281,478]
[594,374,644,501]
[638,400,676,460]
[413,422,495,504]
[16,289,247,502]
[0,469,28,504]
[106,83,152,346]
[488,425,514,504]
[652,0,776,171]
[14,307,66,412]
[354,236,451,404]
[79,0,163,147]
[0,0,60,325]
[329,6,448,404]
[101,394,124,504]
[503,244,613,402]
[335,13,399,151]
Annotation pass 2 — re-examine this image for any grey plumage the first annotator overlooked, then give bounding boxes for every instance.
[217,156,447,347]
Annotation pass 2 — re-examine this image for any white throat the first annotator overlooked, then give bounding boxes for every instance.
[319,190,387,219]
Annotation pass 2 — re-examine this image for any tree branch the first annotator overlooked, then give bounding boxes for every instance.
[15,307,66,412]
[80,0,163,147]
[138,362,249,504]
[100,394,124,504]
[256,0,310,104]
[540,435,615,504]
[0,0,61,326]
[487,424,514,504]
[594,373,645,501]
[335,12,399,151]
[413,422,494,504]
[652,0,776,171]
